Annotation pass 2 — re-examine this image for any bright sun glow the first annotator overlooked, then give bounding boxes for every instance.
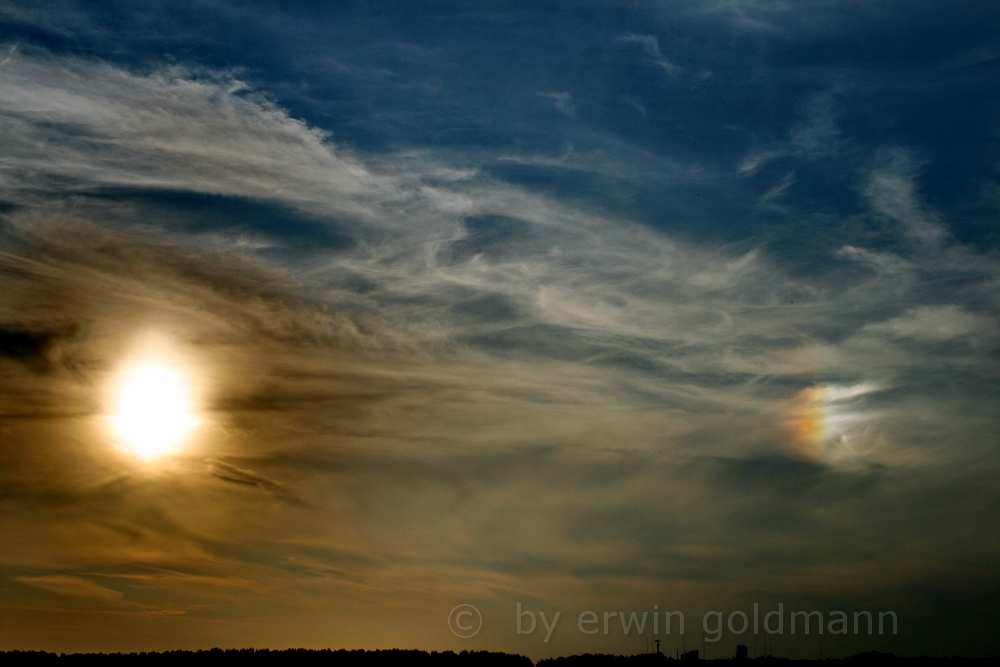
[110,362,200,460]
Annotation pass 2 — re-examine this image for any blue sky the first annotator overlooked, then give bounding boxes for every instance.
[1,0,999,659]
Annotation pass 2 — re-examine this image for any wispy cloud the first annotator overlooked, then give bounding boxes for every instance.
[16,575,124,602]
[0,41,998,656]
[615,33,681,77]
[864,147,947,246]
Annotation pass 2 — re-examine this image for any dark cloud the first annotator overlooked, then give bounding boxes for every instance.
[0,323,73,372]
[205,458,305,506]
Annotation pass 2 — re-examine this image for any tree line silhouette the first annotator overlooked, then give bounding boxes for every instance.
[0,649,991,666]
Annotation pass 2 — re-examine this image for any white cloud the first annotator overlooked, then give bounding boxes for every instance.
[0,52,375,218]
[835,244,914,275]
[863,305,997,343]
[615,33,681,77]
[864,147,947,246]
[736,90,842,175]
[824,381,881,403]
[538,91,575,116]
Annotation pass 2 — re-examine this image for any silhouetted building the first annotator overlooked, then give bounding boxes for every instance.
[735,645,748,660]
[680,650,699,661]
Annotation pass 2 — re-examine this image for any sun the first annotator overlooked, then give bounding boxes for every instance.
[109,361,200,460]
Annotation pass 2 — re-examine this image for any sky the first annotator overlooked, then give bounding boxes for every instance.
[1,0,999,660]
